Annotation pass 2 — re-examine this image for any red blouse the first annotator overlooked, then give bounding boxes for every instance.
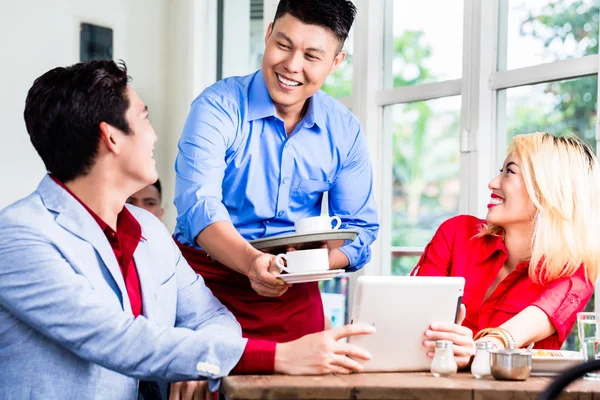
[412,215,594,349]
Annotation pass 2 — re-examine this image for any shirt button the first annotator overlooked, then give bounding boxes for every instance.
[284,142,290,148]
[278,211,284,217]
[282,177,289,184]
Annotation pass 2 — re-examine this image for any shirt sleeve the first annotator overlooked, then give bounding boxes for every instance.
[329,124,379,271]
[531,267,594,343]
[411,218,456,277]
[174,95,239,244]
[231,339,276,374]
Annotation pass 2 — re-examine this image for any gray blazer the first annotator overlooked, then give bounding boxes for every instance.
[0,175,247,399]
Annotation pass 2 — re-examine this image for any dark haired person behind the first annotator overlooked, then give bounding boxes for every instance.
[174,0,380,371]
[127,178,164,221]
[0,60,374,399]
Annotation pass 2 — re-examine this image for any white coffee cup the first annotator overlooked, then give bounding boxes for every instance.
[275,248,330,274]
[294,215,342,234]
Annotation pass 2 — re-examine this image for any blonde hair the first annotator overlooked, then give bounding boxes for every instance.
[481,132,600,285]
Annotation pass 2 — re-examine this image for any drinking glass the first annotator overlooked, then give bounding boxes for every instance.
[577,312,600,380]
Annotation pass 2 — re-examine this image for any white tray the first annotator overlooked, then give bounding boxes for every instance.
[249,229,359,253]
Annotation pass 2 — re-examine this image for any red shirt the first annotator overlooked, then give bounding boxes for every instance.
[51,176,143,317]
[177,240,325,373]
[412,215,594,349]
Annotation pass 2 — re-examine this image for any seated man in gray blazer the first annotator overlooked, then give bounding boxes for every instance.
[0,60,374,400]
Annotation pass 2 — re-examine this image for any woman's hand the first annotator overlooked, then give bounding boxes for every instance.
[423,304,476,369]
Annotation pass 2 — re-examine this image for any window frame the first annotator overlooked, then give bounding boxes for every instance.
[346,0,599,312]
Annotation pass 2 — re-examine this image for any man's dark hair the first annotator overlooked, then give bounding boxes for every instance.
[273,0,356,46]
[152,178,162,202]
[24,60,131,182]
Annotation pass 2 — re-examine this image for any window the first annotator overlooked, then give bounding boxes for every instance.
[499,76,598,154]
[384,0,463,88]
[381,0,464,275]
[388,97,461,276]
[346,0,599,338]
[322,28,354,99]
[502,0,599,71]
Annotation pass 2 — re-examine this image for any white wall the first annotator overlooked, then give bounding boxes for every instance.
[0,0,170,220]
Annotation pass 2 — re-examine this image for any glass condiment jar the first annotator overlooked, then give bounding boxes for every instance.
[430,340,457,377]
[471,341,495,379]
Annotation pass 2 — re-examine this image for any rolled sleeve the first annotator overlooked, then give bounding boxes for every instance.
[231,339,276,374]
[330,125,379,271]
[532,268,594,343]
[174,95,238,243]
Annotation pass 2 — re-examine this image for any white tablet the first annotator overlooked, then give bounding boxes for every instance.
[348,275,465,372]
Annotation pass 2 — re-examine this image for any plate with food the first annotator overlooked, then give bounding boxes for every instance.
[531,349,583,376]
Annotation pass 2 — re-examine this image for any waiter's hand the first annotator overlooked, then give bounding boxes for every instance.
[274,324,375,375]
[247,253,291,297]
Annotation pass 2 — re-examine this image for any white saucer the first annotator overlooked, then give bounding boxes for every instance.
[277,269,344,284]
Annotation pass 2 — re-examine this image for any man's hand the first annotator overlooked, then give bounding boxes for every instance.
[247,253,291,297]
[169,380,211,400]
[274,324,375,375]
[423,304,476,368]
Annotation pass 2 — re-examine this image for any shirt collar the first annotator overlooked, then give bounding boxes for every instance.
[50,175,144,241]
[248,70,277,121]
[51,175,108,231]
[475,232,508,264]
[247,70,324,130]
[301,95,323,131]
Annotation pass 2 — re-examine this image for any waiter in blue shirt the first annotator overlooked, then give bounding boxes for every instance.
[174,0,379,347]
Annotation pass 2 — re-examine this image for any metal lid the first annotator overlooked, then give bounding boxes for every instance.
[476,341,496,350]
[435,340,453,349]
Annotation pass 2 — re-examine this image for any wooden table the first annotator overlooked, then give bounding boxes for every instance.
[221,372,600,399]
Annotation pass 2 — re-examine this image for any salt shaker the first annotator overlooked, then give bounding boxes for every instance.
[471,341,495,379]
[430,340,457,377]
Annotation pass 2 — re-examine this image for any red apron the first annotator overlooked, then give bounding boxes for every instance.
[176,240,325,342]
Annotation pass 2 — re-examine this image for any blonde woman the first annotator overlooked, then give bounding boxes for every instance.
[413,132,600,368]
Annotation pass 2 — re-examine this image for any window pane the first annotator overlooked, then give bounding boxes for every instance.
[388,96,462,251]
[502,0,599,71]
[391,255,420,276]
[499,76,597,153]
[249,0,265,72]
[320,275,350,327]
[384,0,463,88]
[322,28,354,98]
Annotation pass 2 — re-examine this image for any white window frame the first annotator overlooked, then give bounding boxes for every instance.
[348,0,599,309]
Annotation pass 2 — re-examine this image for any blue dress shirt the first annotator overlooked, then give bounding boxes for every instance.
[174,70,379,270]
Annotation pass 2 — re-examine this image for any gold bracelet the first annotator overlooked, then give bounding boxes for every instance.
[474,327,516,349]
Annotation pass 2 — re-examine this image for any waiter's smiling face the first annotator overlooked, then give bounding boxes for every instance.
[261,13,346,114]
